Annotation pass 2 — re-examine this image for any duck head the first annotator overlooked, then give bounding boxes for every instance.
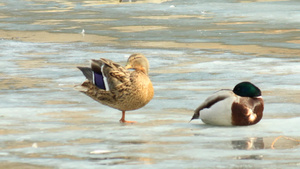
[233,81,261,97]
[125,54,149,75]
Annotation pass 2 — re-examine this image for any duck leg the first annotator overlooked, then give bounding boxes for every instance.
[119,111,136,123]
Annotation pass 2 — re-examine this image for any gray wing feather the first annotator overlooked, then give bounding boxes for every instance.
[77,67,93,82]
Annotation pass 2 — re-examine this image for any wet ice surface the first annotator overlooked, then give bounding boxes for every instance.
[0,0,300,168]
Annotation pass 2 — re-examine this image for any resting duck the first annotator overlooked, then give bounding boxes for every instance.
[191,82,264,126]
[77,54,154,123]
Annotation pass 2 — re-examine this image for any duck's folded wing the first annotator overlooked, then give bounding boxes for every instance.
[92,58,130,91]
[191,90,232,120]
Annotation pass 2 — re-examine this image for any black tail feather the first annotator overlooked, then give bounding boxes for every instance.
[190,112,200,122]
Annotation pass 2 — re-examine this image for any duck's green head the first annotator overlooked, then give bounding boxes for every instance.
[233,81,262,97]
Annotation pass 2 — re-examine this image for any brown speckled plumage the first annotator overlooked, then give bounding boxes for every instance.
[77,54,154,123]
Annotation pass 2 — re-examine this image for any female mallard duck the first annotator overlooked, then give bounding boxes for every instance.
[191,82,264,126]
[77,54,154,123]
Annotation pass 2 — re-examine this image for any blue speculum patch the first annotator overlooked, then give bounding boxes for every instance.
[94,72,106,90]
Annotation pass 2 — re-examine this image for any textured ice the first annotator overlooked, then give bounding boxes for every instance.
[0,0,299,169]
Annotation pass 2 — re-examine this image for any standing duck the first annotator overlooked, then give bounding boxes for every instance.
[77,54,154,123]
[191,82,264,126]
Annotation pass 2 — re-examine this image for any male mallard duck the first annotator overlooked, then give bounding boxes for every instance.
[77,54,154,123]
[191,82,264,126]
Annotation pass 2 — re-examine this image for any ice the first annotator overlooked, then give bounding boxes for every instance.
[0,0,299,168]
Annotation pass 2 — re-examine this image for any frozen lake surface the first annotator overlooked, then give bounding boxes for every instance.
[0,0,299,168]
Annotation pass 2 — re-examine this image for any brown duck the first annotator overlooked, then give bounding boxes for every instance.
[77,54,154,123]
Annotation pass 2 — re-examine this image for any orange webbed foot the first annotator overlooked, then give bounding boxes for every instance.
[119,119,137,124]
[119,111,136,124]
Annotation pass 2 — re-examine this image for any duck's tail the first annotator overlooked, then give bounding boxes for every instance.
[189,111,200,123]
